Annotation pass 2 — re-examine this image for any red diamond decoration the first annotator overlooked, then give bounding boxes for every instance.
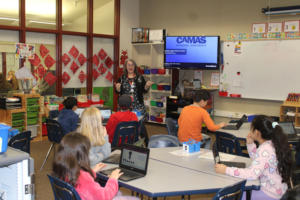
[93,54,99,66]
[93,69,100,80]
[62,72,71,85]
[44,54,56,69]
[37,64,46,78]
[29,54,41,67]
[44,72,57,86]
[77,53,87,66]
[98,63,107,75]
[39,44,49,58]
[98,48,107,60]
[68,45,79,59]
[105,71,113,82]
[70,61,79,74]
[62,53,71,66]
[105,56,113,68]
[78,70,86,83]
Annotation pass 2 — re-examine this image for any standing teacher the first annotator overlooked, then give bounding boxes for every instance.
[115,59,153,116]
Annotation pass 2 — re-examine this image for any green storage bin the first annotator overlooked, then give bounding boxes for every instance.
[12,119,25,127]
[27,118,38,125]
[12,112,25,121]
[151,84,158,90]
[27,111,39,118]
[27,105,40,112]
[150,100,157,106]
[27,98,39,106]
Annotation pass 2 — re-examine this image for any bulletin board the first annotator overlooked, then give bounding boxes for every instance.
[220,39,300,101]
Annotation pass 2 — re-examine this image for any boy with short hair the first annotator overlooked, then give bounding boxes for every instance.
[58,96,79,135]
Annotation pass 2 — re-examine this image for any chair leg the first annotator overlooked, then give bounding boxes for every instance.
[40,143,55,171]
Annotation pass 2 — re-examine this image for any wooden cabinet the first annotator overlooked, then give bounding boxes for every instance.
[280,102,300,127]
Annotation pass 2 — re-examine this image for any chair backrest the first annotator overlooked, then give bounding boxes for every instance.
[213,180,246,200]
[8,131,31,153]
[216,132,242,156]
[47,174,81,200]
[46,118,64,143]
[148,134,180,148]
[165,118,178,136]
[111,121,139,148]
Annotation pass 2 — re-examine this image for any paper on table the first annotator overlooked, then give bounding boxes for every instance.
[198,152,236,161]
[170,149,202,157]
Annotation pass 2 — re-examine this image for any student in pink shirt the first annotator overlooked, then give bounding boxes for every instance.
[215,115,292,200]
[52,132,138,200]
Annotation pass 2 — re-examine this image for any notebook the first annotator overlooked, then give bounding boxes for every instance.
[212,142,246,168]
[100,144,150,182]
[100,109,112,125]
[278,122,300,141]
[222,115,247,130]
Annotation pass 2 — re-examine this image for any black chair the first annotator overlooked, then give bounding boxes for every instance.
[111,121,139,149]
[47,174,81,200]
[148,135,180,148]
[216,131,244,157]
[8,131,31,154]
[40,119,64,170]
[165,117,178,137]
[213,180,246,200]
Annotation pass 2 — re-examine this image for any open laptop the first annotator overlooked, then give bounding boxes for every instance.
[278,122,300,141]
[100,109,112,125]
[222,115,247,130]
[100,144,150,182]
[212,142,246,168]
[102,151,121,164]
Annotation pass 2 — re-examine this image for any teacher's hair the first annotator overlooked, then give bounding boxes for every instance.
[251,115,292,185]
[123,59,139,76]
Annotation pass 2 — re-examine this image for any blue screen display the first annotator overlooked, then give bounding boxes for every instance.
[164,36,219,69]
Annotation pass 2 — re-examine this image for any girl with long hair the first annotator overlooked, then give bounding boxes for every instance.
[77,107,111,167]
[52,132,122,200]
[215,115,292,199]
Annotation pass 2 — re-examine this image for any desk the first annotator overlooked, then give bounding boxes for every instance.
[98,147,260,199]
[219,122,251,140]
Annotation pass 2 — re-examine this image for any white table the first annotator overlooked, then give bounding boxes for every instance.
[219,122,251,139]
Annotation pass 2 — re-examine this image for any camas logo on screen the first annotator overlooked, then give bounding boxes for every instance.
[176,36,206,44]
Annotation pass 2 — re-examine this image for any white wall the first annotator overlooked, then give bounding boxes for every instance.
[119,0,139,65]
[139,0,300,117]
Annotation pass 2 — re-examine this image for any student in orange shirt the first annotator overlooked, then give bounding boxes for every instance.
[178,90,226,147]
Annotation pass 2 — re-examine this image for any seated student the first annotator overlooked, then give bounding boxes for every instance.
[178,90,226,146]
[106,94,138,143]
[58,96,79,135]
[78,107,111,167]
[215,115,293,200]
[52,132,138,200]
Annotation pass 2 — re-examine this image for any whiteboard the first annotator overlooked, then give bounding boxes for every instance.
[220,40,300,101]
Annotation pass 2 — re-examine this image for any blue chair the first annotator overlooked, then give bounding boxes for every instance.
[40,119,64,170]
[213,180,246,200]
[47,174,81,200]
[216,131,244,156]
[148,135,180,148]
[165,117,179,137]
[8,131,31,154]
[111,121,139,149]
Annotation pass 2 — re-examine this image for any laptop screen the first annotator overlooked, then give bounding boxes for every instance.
[100,109,111,119]
[120,146,149,172]
[278,122,296,135]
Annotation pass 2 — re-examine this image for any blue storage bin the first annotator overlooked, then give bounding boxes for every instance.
[151,69,158,74]
[156,102,163,107]
[248,115,255,122]
[0,124,10,153]
[163,85,171,91]
[144,69,151,74]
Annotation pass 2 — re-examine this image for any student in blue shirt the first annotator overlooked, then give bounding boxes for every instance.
[58,96,79,135]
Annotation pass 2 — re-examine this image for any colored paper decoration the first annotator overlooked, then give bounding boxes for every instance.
[33,69,39,81]
[44,54,56,69]
[70,61,79,74]
[44,72,57,86]
[93,68,100,80]
[93,54,99,66]
[105,56,113,68]
[62,53,71,66]
[29,53,41,66]
[77,53,87,66]
[37,64,46,78]
[39,44,49,58]
[98,63,107,74]
[62,72,71,85]
[78,70,87,83]
[68,45,79,59]
[120,50,128,65]
[98,48,107,60]
[105,71,113,82]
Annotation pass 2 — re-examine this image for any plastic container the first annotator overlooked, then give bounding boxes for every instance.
[27,111,38,118]
[163,85,171,90]
[27,118,38,125]
[151,84,157,90]
[150,115,156,121]
[151,69,158,74]
[247,115,255,122]
[150,100,157,106]
[158,69,166,74]
[156,102,163,107]
[157,85,164,90]
[144,69,151,74]
[0,124,10,153]
[156,117,163,123]
[27,125,39,138]
[27,105,40,112]
[27,98,39,106]
[12,119,24,127]
[12,112,25,121]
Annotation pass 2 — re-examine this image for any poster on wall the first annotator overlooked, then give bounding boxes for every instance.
[284,20,300,32]
[252,23,267,33]
[15,43,35,59]
[268,22,283,33]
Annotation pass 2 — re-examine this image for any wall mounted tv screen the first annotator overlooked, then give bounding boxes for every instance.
[164,36,220,69]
